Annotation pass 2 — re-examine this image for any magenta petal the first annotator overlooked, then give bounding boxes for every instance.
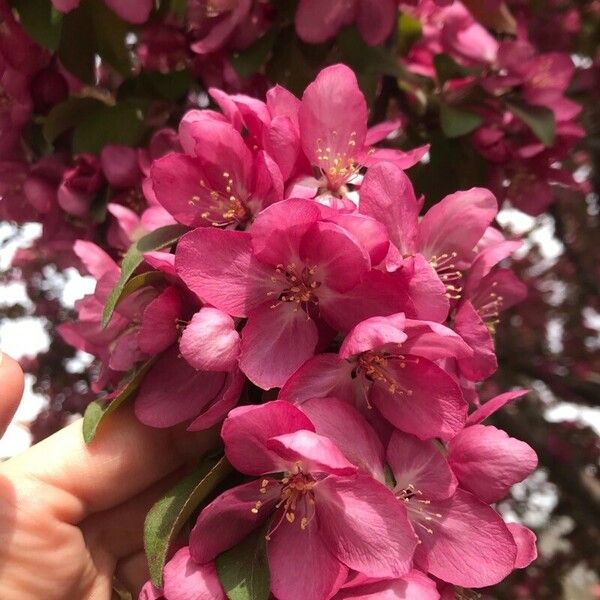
[301,397,385,481]
[356,0,396,45]
[138,287,182,355]
[507,523,537,569]
[454,300,497,381]
[105,0,152,23]
[268,514,348,600]
[163,548,225,600]
[239,304,319,389]
[222,401,315,476]
[464,240,522,297]
[417,188,497,265]
[387,431,457,501]
[359,162,419,256]
[465,389,529,425]
[414,490,516,588]
[176,228,272,317]
[134,348,226,428]
[447,424,537,504]
[299,64,367,175]
[187,369,245,431]
[300,221,370,292]
[371,358,467,440]
[295,0,355,44]
[180,307,240,371]
[316,475,417,578]
[74,240,118,280]
[339,314,407,359]
[268,430,357,476]
[151,153,211,227]
[190,479,279,563]
[402,319,473,362]
[337,570,439,600]
[279,354,356,405]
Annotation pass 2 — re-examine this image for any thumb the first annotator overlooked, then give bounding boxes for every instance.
[0,351,24,437]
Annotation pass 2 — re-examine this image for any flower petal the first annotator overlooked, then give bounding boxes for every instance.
[301,397,385,481]
[138,286,182,355]
[223,401,315,476]
[339,314,407,359]
[465,389,528,426]
[268,511,348,600]
[176,228,272,317]
[387,431,457,501]
[163,548,225,600]
[316,475,417,578]
[239,303,319,389]
[295,0,355,44]
[507,523,537,569]
[190,480,279,563]
[447,424,537,504]
[413,490,516,588]
[371,357,467,440]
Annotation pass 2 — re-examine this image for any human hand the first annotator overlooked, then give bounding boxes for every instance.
[0,351,218,599]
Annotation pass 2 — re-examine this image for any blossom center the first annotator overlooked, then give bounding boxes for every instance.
[477,283,504,334]
[270,263,321,310]
[396,484,441,537]
[193,171,251,226]
[252,467,317,540]
[316,131,361,190]
[356,351,416,397]
[429,252,462,300]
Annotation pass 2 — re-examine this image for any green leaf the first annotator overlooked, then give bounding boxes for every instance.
[101,224,188,328]
[57,5,96,84]
[338,27,401,77]
[434,54,478,85]
[82,359,155,443]
[87,0,132,77]
[506,100,556,146]
[72,100,150,153]
[118,69,195,102]
[397,12,422,56]
[43,97,107,143]
[231,30,277,78]
[145,456,233,587]
[11,0,63,50]
[440,103,484,138]
[217,529,270,600]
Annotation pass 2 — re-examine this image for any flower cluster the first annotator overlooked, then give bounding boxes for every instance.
[60,64,537,599]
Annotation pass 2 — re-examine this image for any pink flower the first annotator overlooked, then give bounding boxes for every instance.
[296,65,427,197]
[280,313,471,440]
[387,430,519,587]
[176,199,404,388]
[360,162,498,320]
[150,113,282,228]
[295,0,397,46]
[189,401,417,600]
[57,154,105,218]
[139,547,225,600]
[334,569,439,600]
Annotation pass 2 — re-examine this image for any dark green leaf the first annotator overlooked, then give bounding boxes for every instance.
[101,224,188,328]
[506,100,556,146]
[82,359,155,443]
[145,456,233,587]
[57,5,96,84]
[87,0,133,77]
[338,27,401,77]
[43,97,107,143]
[116,271,165,306]
[11,0,63,50]
[72,100,150,153]
[434,54,478,85]
[118,70,195,101]
[217,529,270,600]
[231,30,277,78]
[440,103,484,138]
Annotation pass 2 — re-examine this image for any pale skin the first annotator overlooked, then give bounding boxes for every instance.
[0,352,218,599]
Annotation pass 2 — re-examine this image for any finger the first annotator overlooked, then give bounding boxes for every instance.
[82,469,186,559]
[2,403,219,523]
[0,352,24,437]
[115,551,150,597]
